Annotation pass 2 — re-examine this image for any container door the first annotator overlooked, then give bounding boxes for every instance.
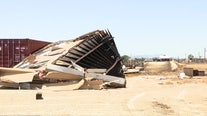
[0,40,4,67]
[0,40,10,67]
[13,39,21,66]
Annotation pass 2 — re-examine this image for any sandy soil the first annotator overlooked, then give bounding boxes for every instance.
[0,76,207,115]
[0,63,207,115]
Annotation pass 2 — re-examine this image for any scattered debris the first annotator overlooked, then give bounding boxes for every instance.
[36,92,43,100]
[178,72,189,79]
[184,67,205,77]
[183,68,194,77]
[0,30,126,90]
[124,66,143,74]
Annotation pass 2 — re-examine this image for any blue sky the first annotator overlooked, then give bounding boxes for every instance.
[0,0,207,58]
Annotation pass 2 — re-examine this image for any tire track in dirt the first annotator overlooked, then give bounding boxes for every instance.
[127,92,146,110]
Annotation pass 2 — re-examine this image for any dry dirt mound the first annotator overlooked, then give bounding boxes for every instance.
[144,62,171,73]
[144,61,178,73]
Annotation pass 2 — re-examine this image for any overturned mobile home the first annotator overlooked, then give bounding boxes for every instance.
[0,30,126,90]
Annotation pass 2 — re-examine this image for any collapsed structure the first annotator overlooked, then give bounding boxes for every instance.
[0,30,126,90]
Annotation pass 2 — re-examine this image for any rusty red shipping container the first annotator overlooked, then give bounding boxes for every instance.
[0,39,51,67]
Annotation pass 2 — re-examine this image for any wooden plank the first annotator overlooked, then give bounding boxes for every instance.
[55,60,71,66]
[85,73,126,87]
[86,69,106,73]
[0,67,35,76]
[45,72,82,80]
[48,49,65,56]
[46,64,84,77]
[0,73,35,83]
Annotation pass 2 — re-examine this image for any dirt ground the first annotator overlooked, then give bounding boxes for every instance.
[0,63,207,115]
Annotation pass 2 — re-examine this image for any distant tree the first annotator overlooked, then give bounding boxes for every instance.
[188,54,194,60]
[122,55,131,61]
[135,58,145,62]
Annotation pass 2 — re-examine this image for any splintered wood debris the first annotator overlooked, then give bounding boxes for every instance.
[0,30,126,90]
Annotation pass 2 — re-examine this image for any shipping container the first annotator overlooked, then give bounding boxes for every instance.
[0,39,50,67]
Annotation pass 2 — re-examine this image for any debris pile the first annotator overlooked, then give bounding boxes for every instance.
[183,68,205,77]
[0,30,126,90]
